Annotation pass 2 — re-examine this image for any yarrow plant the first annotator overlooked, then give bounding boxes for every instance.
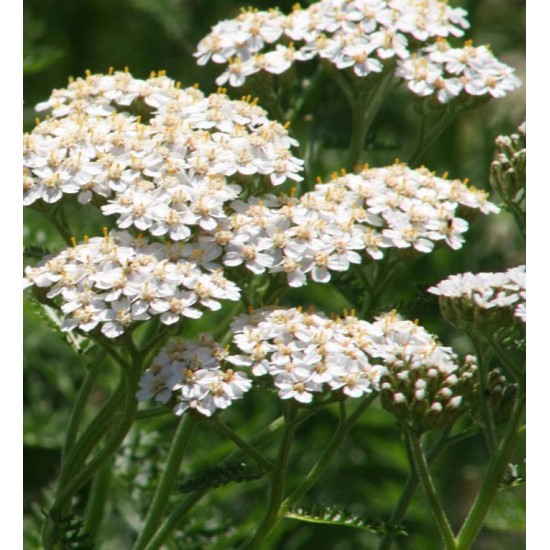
[24,2,525,549]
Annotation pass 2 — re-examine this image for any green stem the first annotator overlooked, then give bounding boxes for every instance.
[357,256,400,319]
[135,406,172,421]
[144,408,325,549]
[144,417,287,549]
[408,107,457,166]
[212,300,246,344]
[43,367,139,550]
[484,332,522,381]
[241,405,298,549]
[471,335,498,454]
[286,64,325,124]
[143,491,205,550]
[508,202,526,241]
[455,392,525,549]
[378,425,482,550]
[51,212,74,245]
[84,460,113,541]
[53,368,139,514]
[324,61,355,105]
[61,350,105,464]
[406,430,456,549]
[284,393,377,510]
[133,415,198,550]
[378,426,451,550]
[347,70,395,172]
[209,418,274,471]
[58,380,125,489]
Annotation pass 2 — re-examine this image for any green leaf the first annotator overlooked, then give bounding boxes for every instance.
[23,48,64,76]
[285,504,408,535]
[179,461,265,494]
[27,294,90,357]
[46,513,95,550]
[24,245,52,259]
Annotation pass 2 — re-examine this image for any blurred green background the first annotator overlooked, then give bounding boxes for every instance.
[24,0,525,548]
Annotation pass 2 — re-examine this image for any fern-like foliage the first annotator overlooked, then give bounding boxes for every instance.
[24,245,51,259]
[286,504,408,536]
[27,294,91,356]
[179,461,265,494]
[499,461,526,489]
[46,513,94,550]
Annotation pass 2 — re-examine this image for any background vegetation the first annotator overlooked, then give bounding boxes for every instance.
[23,0,525,548]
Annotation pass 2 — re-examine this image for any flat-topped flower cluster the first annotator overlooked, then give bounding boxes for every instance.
[196,1,520,102]
[24,162,500,336]
[396,39,521,102]
[429,265,526,324]
[23,71,501,339]
[23,70,304,212]
[221,307,469,407]
[23,230,241,338]
[137,335,252,417]
[216,163,499,287]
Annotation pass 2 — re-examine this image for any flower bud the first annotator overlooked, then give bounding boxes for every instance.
[489,122,526,217]
[380,349,478,432]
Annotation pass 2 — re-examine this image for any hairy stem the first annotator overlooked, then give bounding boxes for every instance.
[143,491,206,550]
[143,402,333,548]
[58,380,126,487]
[53,368,140,513]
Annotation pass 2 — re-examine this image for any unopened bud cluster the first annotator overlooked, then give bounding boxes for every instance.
[428,265,526,330]
[136,335,252,417]
[490,121,526,214]
[476,367,517,422]
[379,337,477,431]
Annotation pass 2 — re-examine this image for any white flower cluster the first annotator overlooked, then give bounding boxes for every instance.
[24,70,304,211]
[23,71,307,336]
[227,307,385,403]
[137,336,252,417]
[195,1,519,102]
[23,230,240,338]
[396,39,521,103]
[197,1,469,86]
[428,265,526,323]
[226,307,466,405]
[213,163,498,287]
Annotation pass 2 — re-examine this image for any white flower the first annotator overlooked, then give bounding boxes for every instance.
[99,297,149,337]
[138,338,252,417]
[428,266,526,324]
